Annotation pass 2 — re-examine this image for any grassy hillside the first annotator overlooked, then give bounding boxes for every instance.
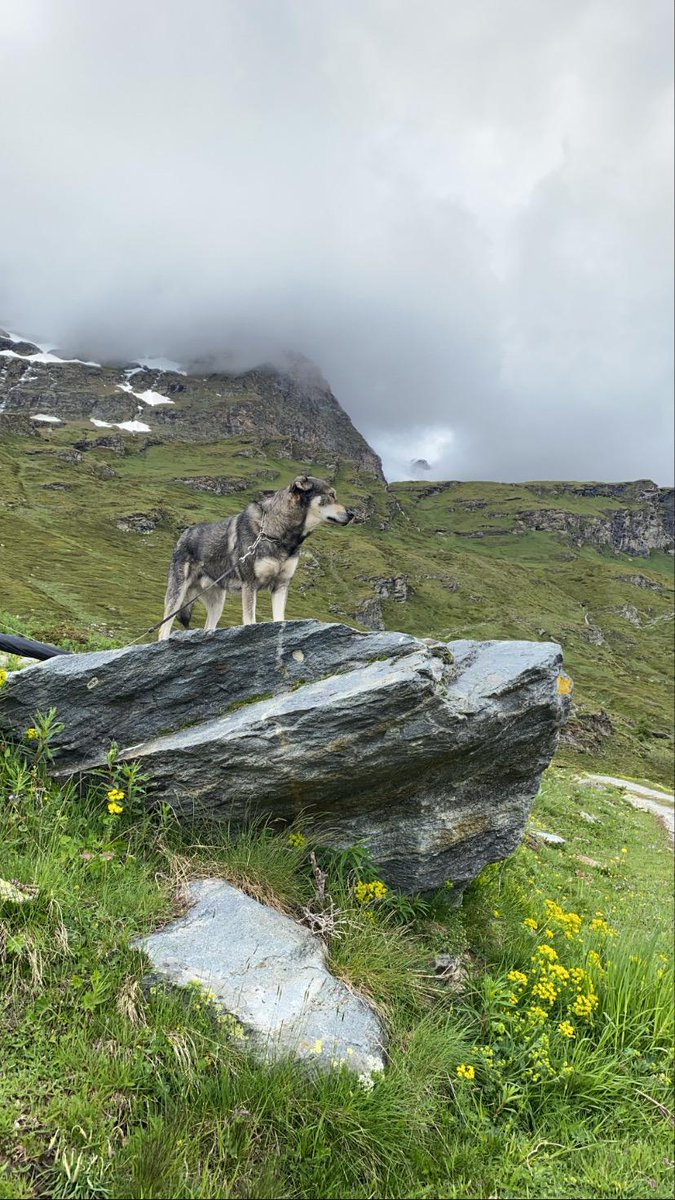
[1,744,672,1199]
[0,425,673,782]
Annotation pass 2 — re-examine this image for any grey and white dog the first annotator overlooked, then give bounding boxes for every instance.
[158,475,354,638]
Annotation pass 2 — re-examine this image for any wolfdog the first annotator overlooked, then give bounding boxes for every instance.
[158,475,354,638]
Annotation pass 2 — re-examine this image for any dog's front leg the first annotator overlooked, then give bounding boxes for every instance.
[241,583,257,626]
[271,583,289,622]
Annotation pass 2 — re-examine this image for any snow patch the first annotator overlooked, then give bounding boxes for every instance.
[30,413,63,423]
[136,388,175,406]
[116,381,174,406]
[117,420,151,433]
[1,348,101,367]
[90,417,151,433]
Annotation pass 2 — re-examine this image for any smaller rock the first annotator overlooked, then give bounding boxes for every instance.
[116,511,163,534]
[355,596,385,630]
[433,953,470,992]
[0,878,39,903]
[578,810,601,825]
[576,854,602,868]
[134,879,386,1080]
[615,603,642,627]
[530,829,566,846]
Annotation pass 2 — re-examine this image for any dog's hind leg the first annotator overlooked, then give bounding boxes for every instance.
[202,585,227,632]
[241,583,257,626]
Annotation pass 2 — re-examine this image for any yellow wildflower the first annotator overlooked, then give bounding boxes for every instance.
[523,917,538,931]
[526,1005,549,1026]
[25,727,39,740]
[572,992,599,1019]
[545,928,555,938]
[456,1063,475,1081]
[107,800,124,815]
[558,1020,576,1038]
[107,788,125,802]
[493,910,502,918]
[0,668,7,688]
[620,848,628,854]
[354,879,389,904]
[549,963,570,983]
[535,944,559,962]
[507,970,528,988]
[288,832,307,849]
[590,917,617,937]
[532,978,558,1005]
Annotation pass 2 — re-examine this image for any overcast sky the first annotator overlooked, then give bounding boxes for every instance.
[0,0,672,483]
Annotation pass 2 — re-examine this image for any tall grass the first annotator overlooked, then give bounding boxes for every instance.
[0,743,673,1199]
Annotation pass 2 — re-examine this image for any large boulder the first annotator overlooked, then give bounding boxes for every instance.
[0,620,571,895]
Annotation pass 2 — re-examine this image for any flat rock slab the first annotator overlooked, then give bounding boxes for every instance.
[0,620,571,894]
[134,878,386,1079]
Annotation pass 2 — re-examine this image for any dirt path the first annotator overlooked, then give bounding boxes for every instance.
[581,773,674,841]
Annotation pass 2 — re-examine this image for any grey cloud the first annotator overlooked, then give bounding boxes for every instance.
[0,0,672,482]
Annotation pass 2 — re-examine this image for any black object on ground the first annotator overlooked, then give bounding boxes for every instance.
[0,632,71,661]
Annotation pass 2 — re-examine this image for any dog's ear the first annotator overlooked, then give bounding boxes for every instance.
[290,475,313,493]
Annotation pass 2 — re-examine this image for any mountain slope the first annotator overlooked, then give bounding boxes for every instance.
[0,337,673,783]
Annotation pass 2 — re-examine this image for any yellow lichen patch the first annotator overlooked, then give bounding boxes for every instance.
[557,673,574,695]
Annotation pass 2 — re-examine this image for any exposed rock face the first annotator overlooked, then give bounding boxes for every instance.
[1,621,571,896]
[370,575,411,602]
[134,878,386,1079]
[619,574,663,591]
[115,511,163,534]
[355,597,385,631]
[559,709,614,754]
[0,339,383,477]
[174,473,276,496]
[509,502,673,557]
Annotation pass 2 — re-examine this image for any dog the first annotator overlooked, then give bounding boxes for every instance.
[158,475,355,638]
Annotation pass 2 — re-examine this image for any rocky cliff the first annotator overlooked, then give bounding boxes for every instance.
[405,479,674,557]
[0,332,382,478]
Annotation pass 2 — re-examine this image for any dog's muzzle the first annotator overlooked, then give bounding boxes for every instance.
[328,509,355,525]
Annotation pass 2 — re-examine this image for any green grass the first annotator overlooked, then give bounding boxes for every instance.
[1,735,673,1199]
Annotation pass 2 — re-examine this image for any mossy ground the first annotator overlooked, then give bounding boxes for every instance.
[1,429,673,782]
[0,740,672,1200]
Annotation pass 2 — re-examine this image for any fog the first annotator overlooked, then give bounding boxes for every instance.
[0,0,672,482]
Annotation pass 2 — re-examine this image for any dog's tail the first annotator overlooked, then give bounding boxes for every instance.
[177,599,195,628]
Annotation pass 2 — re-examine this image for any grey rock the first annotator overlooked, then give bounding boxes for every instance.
[355,596,385,630]
[615,603,642,627]
[578,810,601,825]
[618,573,663,592]
[134,878,386,1078]
[0,622,419,770]
[433,953,470,992]
[115,511,163,534]
[370,575,411,603]
[530,829,566,846]
[1,621,570,895]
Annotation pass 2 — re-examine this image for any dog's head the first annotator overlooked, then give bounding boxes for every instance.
[289,475,355,532]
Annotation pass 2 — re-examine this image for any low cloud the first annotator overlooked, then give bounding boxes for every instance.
[0,0,672,482]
